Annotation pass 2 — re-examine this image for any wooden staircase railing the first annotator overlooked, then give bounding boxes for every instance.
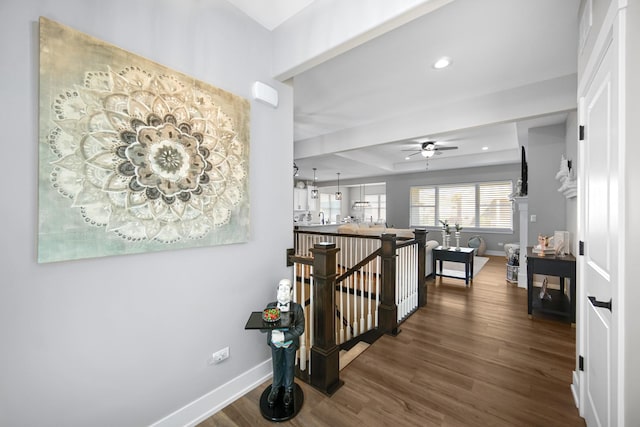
[288,228,427,395]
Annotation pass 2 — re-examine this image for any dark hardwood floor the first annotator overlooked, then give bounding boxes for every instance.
[199,256,585,426]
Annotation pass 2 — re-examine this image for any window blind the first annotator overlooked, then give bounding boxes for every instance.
[410,181,513,230]
[409,187,435,227]
[439,184,476,227]
[479,182,512,229]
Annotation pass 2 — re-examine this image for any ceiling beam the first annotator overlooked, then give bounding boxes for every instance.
[272,0,453,81]
[294,74,578,159]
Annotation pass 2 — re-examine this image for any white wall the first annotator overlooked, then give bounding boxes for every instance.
[0,1,293,426]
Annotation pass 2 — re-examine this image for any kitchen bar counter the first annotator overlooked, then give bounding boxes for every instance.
[294,224,340,233]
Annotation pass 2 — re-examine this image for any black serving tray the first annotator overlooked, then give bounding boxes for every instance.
[245,311,294,330]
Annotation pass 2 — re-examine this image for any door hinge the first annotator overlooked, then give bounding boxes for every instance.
[579,355,584,371]
[579,241,584,256]
[579,125,585,141]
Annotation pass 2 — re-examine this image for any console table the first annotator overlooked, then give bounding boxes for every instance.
[432,246,475,286]
[526,247,576,324]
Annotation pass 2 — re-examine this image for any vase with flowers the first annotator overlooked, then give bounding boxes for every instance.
[439,220,450,249]
[454,224,463,250]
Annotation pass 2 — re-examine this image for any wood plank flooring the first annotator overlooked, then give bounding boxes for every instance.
[199,256,585,426]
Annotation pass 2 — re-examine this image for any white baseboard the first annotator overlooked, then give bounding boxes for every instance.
[517,269,527,288]
[484,250,504,257]
[150,359,272,427]
[571,370,580,409]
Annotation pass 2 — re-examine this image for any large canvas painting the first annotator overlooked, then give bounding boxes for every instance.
[38,17,250,263]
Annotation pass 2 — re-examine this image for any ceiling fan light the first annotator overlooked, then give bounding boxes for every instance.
[424,150,435,158]
[433,57,452,69]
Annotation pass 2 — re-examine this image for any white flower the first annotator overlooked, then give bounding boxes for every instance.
[47,66,247,243]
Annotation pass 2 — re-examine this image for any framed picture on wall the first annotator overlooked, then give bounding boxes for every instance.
[38,17,251,263]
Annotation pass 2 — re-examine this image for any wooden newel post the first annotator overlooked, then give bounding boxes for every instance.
[414,228,428,307]
[309,242,343,395]
[379,233,399,335]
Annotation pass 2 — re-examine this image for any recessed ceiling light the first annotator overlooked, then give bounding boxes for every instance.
[405,156,411,160]
[432,57,452,69]
[482,146,489,151]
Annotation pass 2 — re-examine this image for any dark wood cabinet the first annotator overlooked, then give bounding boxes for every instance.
[432,246,475,286]
[526,247,576,324]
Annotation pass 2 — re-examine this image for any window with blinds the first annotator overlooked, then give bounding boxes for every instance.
[319,192,341,220]
[410,187,435,226]
[410,181,513,231]
[364,194,386,222]
[479,182,513,229]
[439,184,476,227]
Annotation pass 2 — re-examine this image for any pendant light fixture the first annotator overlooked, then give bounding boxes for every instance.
[311,168,318,199]
[353,183,370,209]
[335,172,342,200]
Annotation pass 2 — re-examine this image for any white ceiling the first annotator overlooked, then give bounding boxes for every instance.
[227,0,580,182]
[226,0,316,30]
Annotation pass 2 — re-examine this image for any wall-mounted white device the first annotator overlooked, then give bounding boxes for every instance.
[252,81,278,108]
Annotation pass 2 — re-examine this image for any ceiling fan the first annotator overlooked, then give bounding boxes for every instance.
[403,141,459,158]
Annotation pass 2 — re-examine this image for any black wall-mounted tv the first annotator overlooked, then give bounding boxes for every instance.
[521,146,528,196]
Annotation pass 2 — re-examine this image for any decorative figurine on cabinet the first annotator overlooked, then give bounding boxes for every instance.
[538,234,551,249]
[539,276,552,301]
[264,279,305,408]
[533,234,555,256]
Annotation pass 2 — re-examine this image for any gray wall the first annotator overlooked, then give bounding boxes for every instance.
[384,164,521,253]
[0,1,293,426]
[336,123,574,256]
[527,124,568,243]
[565,111,578,254]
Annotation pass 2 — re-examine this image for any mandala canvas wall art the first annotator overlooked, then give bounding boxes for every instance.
[38,17,250,263]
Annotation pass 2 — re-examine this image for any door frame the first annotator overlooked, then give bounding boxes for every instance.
[575,1,627,424]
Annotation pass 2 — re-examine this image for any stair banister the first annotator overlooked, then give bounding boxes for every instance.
[414,228,428,307]
[378,233,399,335]
[309,242,343,395]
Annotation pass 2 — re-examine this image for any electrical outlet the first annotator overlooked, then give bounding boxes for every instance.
[498,242,504,247]
[209,347,229,365]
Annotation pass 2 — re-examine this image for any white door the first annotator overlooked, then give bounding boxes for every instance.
[579,23,620,427]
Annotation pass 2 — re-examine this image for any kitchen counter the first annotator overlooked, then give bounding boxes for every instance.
[294,223,340,233]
